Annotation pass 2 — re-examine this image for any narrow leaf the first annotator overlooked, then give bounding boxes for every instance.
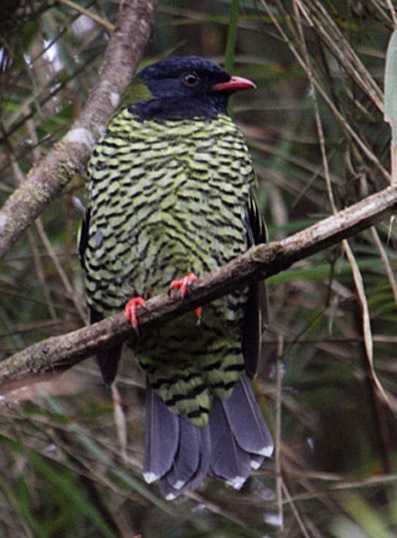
[224,0,240,73]
[384,29,397,183]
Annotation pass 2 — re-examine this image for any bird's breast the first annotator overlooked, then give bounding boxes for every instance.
[84,111,255,312]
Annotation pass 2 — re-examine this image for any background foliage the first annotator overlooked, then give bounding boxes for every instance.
[0,0,396,536]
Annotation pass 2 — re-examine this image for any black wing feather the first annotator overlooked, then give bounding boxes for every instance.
[90,309,123,385]
[80,209,123,385]
[78,206,90,268]
[243,194,268,378]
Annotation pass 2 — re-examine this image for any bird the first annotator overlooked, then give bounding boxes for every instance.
[79,55,273,500]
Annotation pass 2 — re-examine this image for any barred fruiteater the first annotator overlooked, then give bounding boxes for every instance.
[80,56,273,499]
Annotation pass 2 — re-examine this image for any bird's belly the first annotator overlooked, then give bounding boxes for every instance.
[84,181,248,326]
[125,196,250,411]
[133,281,248,425]
[124,192,247,297]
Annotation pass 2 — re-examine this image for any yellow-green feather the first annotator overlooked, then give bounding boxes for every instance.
[110,76,154,122]
[83,106,255,426]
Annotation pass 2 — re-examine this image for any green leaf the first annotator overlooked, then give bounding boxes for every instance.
[224,0,240,73]
[331,494,396,538]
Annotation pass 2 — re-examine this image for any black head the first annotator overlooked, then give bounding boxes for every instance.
[133,56,255,121]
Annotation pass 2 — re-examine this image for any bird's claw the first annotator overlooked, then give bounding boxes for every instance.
[124,296,147,332]
[170,272,197,298]
[169,273,202,321]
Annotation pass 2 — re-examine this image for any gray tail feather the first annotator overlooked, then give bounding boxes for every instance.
[209,397,252,488]
[143,384,179,485]
[143,376,273,499]
[143,385,211,500]
[209,376,274,488]
[160,422,211,500]
[222,376,274,459]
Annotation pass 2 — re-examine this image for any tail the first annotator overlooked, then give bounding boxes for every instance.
[143,376,273,499]
[143,382,211,500]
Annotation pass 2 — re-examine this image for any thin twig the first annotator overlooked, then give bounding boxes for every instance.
[35,219,87,322]
[385,0,397,28]
[58,0,115,32]
[282,482,311,538]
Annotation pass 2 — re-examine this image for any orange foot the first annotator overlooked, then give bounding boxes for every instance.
[169,273,202,321]
[124,296,147,331]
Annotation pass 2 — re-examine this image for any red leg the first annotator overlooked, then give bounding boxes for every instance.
[170,272,197,298]
[124,296,147,331]
[169,273,202,321]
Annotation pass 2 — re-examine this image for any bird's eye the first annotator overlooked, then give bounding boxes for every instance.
[181,72,200,87]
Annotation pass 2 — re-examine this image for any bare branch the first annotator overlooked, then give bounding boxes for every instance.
[1,185,396,392]
[0,0,159,260]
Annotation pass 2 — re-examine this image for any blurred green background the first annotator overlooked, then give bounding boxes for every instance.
[0,1,396,536]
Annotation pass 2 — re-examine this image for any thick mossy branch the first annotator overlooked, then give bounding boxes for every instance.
[0,0,159,260]
[1,185,396,392]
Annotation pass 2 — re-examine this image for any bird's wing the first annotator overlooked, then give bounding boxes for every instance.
[79,206,123,385]
[78,206,90,269]
[242,193,268,378]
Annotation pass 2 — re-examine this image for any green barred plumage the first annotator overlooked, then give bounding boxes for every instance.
[85,110,252,424]
[80,56,273,498]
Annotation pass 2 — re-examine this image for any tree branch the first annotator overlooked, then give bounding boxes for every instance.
[0,0,158,261]
[1,185,396,392]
